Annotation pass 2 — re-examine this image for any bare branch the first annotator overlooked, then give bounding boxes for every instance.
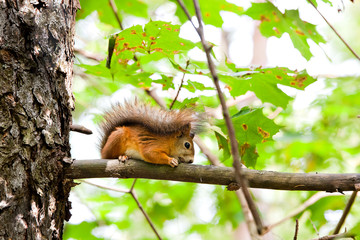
[130,178,137,192]
[169,60,190,110]
[311,231,355,240]
[307,0,360,62]
[333,191,358,234]
[176,0,199,34]
[74,48,104,62]
[65,159,360,192]
[80,178,162,240]
[70,124,93,135]
[294,219,299,240]
[266,192,334,231]
[79,179,129,193]
[188,0,264,234]
[145,89,167,109]
[128,183,162,240]
[193,136,221,166]
[109,0,123,30]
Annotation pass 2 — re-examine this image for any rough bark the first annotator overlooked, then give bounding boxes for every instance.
[66,159,360,192]
[0,0,79,239]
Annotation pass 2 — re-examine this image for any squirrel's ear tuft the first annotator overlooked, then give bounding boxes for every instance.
[176,124,191,138]
[176,131,183,138]
[189,132,195,139]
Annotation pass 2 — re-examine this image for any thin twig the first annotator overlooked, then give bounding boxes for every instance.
[266,192,333,232]
[193,136,221,166]
[294,219,299,240]
[169,60,190,110]
[310,217,320,237]
[206,92,257,119]
[79,179,129,193]
[145,89,167,109]
[127,178,163,240]
[129,190,162,240]
[109,0,123,30]
[307,0,360,61]
[80,179,162,240]
[130,178,137,192]
[70,124,93,135]
[176,0,199,34]
[74,48,105,62]
[311,231,355,240]
[268,107,283,120]
[188,0,265,234]
[333,191,358,234]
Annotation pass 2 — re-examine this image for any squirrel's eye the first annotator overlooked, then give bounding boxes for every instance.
[184,142,191,149]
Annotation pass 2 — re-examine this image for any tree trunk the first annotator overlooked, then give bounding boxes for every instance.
[0,1,79,239]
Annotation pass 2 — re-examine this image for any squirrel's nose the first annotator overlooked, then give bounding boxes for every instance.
[188,159,193,163]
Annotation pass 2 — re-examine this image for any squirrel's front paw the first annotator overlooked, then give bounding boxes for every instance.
[169,158,179,167]
[118,155,129,162]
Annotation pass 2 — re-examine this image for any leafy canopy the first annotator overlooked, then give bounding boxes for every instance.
[71,0,360,239]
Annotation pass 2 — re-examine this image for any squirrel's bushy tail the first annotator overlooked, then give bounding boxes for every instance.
[99,100,202,149]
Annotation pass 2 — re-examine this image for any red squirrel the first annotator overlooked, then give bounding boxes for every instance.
[99,101,200,167]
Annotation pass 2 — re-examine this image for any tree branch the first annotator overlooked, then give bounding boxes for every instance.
[70,124,93,135]
[80,179,163,239]
[188,0,264,234]
[109,0,123,30]
[311,231,355,240]
[265,192,335,233]
[294,219,299,240]
[307,0,360,62]
[65,159,360,192]
[169,60,190,110]
[333,190,358,234]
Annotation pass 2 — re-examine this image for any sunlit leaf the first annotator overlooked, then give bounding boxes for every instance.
[77,0,148,28]
[220,66,316,108]
[172,0,243,27]
[245,2,326,60]
[217,107,281,167]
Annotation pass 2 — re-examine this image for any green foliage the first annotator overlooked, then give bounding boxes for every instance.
[221,64,316,108]
[108,21,198,74]
[64,221,104,240]
[171,0,244,27]
[245,1,326,60]
[77,0,148,28]
[70,0,360,239]
[217,107,281,167]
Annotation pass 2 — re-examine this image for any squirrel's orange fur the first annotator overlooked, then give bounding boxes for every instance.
[99,101,199,167]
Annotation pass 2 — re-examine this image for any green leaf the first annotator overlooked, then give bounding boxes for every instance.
[109,21,198,75]
[183,80,214,93]
[217,108,281,168]
[106,36,116,69]
[153,75,175,90]
[245,2,326,60]
[170,97,200,109]
[220,66,316,108]
[64,221,103,240]
[214,130,230,160]
[172,0,244,27]
[311,0,333,7]
[77,0,148,28]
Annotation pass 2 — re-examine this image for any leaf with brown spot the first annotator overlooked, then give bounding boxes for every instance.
[245,2,325,60]
[220,65,316,108]
[216,107,281,168]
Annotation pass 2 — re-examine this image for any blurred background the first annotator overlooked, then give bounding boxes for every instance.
[66,0,360,239]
